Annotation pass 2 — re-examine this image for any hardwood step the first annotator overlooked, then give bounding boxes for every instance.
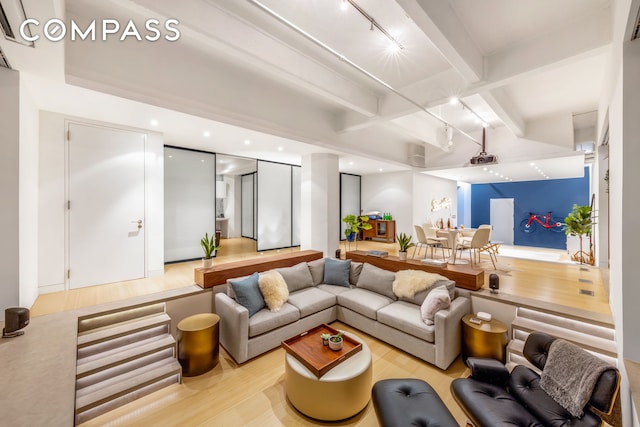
[78,303,166,333]
[77,313,170,348]
[75,357,181,414]
[511,317,617,357]
[77,335,176,378]
[516,307,614,339]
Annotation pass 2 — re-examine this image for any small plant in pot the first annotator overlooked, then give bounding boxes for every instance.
[341,214,373,252]
[328,332,343,351]
[396,232,415,261]
[321,333,331,346]
[200,232,220,268]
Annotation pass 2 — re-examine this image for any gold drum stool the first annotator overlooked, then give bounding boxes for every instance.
[285,335,372,421]
[461,313,508,363]
[177,313,220,376]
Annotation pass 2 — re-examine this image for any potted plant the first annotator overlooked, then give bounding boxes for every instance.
[328,332,343,351]
[200,232,220,268]
[341,214,373,252]
[321,333,331,346]
[564,204,594,265]
[396,232,415,261]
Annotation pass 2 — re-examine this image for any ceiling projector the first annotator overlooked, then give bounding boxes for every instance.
[470,128,497,165]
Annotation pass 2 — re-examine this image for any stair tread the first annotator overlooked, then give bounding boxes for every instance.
[77,335,176,377]
[77,313,171,347]
[516,308,614,338]
[512,317,617,354]
[78,303,166,333]
[75,357,181,412]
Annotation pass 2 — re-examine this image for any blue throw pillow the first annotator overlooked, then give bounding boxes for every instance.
[323,258,352,287]
[229,272,265,317]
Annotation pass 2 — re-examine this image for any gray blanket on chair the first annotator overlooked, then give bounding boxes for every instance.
[539,339,613,417]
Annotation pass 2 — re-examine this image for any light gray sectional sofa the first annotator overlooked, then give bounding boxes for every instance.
[215,258,471,370]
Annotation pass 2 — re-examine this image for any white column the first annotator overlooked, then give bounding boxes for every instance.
[0,67,20,319]
[300,153,339,257]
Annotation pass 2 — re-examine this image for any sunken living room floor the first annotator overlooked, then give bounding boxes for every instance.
[79,321,470,426]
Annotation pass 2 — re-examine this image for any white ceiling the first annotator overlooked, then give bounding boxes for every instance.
[0,0,616,182]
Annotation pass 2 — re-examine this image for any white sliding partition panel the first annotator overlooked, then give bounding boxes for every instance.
[241,173,255,239]
[257,161,292,251]
[164,147,216,262]
[292,166,301,246]
[340,173,361,240]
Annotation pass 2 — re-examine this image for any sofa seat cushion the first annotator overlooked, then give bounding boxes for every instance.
[377,301,435,343]
[248,303,300,338]
[287,287,336,318]
[337,288,394,320]
[317,283,354,296]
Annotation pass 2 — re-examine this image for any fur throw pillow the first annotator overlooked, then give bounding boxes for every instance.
[393,269,448,299]
[420,286,451,325]
[258,270,289,312]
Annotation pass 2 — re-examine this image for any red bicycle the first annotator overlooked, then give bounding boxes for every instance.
[519,212,564,233]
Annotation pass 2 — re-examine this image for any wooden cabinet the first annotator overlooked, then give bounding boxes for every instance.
[362,220,396,243]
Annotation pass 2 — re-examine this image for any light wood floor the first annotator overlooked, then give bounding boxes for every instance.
[30,238,611,426]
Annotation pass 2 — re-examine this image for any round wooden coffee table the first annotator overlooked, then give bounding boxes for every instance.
[284,334,372,421]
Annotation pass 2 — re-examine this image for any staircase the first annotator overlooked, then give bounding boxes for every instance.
[74,303,182,425]
[507,307,617,370]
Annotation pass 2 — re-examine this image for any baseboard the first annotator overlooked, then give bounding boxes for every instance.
[38,283,65,294]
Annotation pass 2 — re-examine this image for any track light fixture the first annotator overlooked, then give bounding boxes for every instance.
[344,0,405,51]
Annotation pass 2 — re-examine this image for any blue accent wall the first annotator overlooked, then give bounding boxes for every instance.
[470,167,590,249]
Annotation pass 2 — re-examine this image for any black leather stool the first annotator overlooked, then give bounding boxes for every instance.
[372,378,458,427]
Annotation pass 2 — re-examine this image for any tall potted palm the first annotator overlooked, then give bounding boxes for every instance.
[564,204,594,265]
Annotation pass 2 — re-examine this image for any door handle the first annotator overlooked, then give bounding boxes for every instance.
[131,219,143,229]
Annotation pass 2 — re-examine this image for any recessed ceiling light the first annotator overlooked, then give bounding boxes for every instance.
[201,159,205,163]
[483,167,487,171]
[349,161,354,166]
[277,147,284,152]
[150,119,159,126]
[340,1,348,11]
[449,97,459,105]
[168,155,172,159]
[379,168,384,172]
[203,131,210,137]
[244,139,251,145]
[530,162,535,166]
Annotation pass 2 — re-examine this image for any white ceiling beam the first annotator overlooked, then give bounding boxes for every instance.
[396,0,483,83]
[481,7,611,88]
[480,88,525,137]
[124,0,380,117]
[339,7,611,135]
[385,114,447,150]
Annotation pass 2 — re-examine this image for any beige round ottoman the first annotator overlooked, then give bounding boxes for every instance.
[177,313,220,377]
[285,335,372,421]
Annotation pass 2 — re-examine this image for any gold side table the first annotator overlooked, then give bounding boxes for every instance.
[177,313,220,376]
[461,314,508,363]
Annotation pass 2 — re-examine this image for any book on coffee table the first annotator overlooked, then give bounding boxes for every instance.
[281,324,362,377]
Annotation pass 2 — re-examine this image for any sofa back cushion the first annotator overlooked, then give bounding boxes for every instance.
[323,258,352,287]
[307,258,325,285]
[277,262,314,293]
[349,261,364,286]
[356,263,397,300]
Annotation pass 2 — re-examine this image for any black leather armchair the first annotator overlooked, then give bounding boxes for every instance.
[451,332,619,427]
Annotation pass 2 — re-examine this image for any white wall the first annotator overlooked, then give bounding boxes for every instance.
[413,173,458,228]
[19,76,40,308]
[0,67,20,320]
[38,112,164,292]
[362,171,413,236]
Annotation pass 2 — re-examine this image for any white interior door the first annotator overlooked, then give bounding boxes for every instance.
[68,123,146,289]
[490,198,514,245]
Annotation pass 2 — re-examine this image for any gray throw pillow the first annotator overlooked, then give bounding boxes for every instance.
[277,262,314,293]
[323,258,352,287]
[356,263,397,300]
[349,261,364,286]
[229,272,264,317]
[307,258,325,285]
[400,279,456,305]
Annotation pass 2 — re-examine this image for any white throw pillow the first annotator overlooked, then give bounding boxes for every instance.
[258,270,289,312]
[420,286,451,325]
